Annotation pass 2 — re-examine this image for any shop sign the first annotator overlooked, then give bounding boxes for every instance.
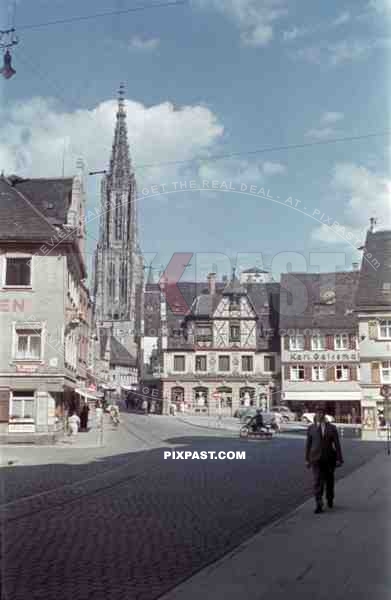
[16,365,38,373]
[289,352,357,362]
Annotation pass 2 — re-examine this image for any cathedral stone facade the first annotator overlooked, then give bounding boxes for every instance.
[93,86,144,388]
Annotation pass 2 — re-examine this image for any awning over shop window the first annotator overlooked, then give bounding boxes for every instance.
[75,388,104,401]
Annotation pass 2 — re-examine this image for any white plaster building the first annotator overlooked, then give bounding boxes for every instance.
[355,223,391,430]
[280,271,361,422]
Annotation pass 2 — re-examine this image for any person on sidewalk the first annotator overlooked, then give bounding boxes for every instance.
[305,407,344,514]
[68,412,80,437]
[79,402,89,431]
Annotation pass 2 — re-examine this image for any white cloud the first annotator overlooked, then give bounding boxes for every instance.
[368,0,391,13]
[282,11,350,43]
[193,0,288,47]
[282,26,309,41]
[321,111,344,124]
[312,163,391,244]
[293,39,375,66]
[197,158,285,182]
[0,97,224,188]
[262,161,286,175]
[129,36,160,51]
[305,127,336,141]
[332,11,351,26]
[305,112,344,140]
[327,40,372,65]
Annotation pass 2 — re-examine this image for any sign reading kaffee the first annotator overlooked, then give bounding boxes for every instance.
[289,352,357,362]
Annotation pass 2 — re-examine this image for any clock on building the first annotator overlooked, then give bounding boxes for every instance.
[320,289,336,305]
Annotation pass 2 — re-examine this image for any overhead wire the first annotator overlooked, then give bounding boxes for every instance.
[6,0,187,31]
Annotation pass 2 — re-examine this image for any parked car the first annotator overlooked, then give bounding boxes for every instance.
[270,405,297,422]
[301,412,335,424]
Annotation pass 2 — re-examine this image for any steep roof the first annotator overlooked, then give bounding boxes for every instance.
[12,177,73,225]
[110,336,137,367]
[162,281,280,351]
[0,176,64,240]
[222,276,247,295]
[355,230,391,308]
[279,271,360,331]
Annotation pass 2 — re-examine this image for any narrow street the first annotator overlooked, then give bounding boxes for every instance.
[1,415,382,600]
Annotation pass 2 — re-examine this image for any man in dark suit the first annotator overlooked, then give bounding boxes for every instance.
[305,408,344,514]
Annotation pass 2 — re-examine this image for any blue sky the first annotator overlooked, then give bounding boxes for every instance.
[1,0,391,281]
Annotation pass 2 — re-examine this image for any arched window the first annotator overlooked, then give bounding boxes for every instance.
[108,262,115,302]
[240,387,255,407]
[115,193,122,240]
[171,387,184,405]
[193,386,208,406]
[216,386,233,408]
[120,261,127,305]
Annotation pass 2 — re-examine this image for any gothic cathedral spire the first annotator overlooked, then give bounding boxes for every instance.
[93,85,143,359]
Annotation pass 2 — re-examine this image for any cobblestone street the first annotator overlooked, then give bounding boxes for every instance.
[1,414,383,600]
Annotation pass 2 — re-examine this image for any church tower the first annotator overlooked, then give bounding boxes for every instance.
[94,84,143,359]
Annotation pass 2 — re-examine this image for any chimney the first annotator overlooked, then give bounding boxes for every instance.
[369,217,376,233]
[207,272,216,295]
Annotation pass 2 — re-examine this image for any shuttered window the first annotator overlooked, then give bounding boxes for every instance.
[371,362,381,384]
[0,388,10,422]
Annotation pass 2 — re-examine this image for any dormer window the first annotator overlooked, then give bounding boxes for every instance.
[230,295,240,311]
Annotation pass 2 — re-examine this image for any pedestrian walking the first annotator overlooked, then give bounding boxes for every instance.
[141,399,148,415]
[68,412,80,437]
[80,402,90,431]
[95,401,103,429]
[306,407,344,514]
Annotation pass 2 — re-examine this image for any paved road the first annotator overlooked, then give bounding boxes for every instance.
[1,413,383,600]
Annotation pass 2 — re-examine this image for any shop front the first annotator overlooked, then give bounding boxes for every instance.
[283,382,362,423]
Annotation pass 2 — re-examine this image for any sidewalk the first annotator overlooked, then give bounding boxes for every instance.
[160,451,390,600]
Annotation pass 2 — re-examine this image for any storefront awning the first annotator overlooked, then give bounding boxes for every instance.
[75,388,104,400]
